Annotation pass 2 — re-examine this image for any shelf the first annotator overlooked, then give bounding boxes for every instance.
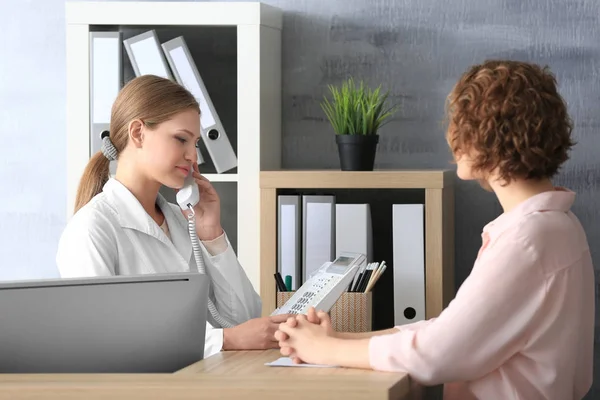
[203,173,238,183]
[65,1,283,28]
[260,169,454,190]
[259,169,455,320]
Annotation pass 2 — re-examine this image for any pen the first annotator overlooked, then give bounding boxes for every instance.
[350,263,368,292]
[365,262,386,293]
[274,273,287,292]
[361,263,378,292]
[366,260,385,289]
[278,272,288,291]
[354,263,369,292]
[359,267,373,292]
[364,263,377,290]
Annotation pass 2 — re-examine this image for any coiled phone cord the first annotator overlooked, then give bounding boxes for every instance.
[187,209,234,329]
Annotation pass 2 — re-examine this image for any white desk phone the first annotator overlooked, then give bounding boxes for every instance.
[271,252,366,316]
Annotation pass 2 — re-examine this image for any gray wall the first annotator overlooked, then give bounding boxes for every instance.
[0,0,597,397]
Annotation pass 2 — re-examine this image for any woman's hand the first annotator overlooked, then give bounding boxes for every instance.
[276,307,373,369]
[181,163,223,240]
[276,313,337,366]
[275,307,336,364]
[276,307,336,341]
[222,314,293,350]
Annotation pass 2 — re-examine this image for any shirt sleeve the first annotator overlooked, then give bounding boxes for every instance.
[204,323,224,359]
[201,231,228,256]
[56,210,117,278]
[397,319,435,332]
[369,237,546,385]
[199,231,262,325]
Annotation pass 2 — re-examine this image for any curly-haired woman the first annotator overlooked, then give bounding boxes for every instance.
[276,60,594,400]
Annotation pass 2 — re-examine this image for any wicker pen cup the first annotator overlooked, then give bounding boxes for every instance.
[276,291,372,333]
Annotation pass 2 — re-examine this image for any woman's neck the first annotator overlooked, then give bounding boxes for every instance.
[114,161,164,225]
[489,177,556,213]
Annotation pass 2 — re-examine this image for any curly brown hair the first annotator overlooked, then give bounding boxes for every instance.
[445,60,575,183]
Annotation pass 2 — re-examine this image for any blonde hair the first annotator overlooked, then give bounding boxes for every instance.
[73,75,200,213]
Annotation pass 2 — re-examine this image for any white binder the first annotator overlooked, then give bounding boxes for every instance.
[123,30,173,79]
[123,31,204,164]
[161,36,237,173]
[89,31,122,157]
[335,204,373,262]
[277,195,301,290]
[392,204,425,325]
[302,195,335,282]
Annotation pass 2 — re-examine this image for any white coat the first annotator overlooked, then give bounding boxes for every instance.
[56,178,262,358]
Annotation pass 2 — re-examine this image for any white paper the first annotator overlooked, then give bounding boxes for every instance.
[265,357,338,368]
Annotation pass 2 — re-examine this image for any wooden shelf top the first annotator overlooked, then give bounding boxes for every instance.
[260,169,454,189]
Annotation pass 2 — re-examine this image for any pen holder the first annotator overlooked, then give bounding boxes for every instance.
[276,292,372,333]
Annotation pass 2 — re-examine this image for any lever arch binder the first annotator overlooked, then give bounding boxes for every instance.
[123,30,173,80]
[124,31,204,164]
[392,204,425,325]
[161,36,237,173]
[277,195,301,290]
[335,204,373,262]
[89,31,122,157]
[302,195,335,282]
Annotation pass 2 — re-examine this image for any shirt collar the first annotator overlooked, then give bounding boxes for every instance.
[102,179,173,243]
[102,178,193,265]
[483,187,576,237]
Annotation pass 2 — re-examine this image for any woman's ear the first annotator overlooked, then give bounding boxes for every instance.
[128,119,144,148]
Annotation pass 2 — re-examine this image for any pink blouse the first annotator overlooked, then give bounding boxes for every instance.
[369,189,594,400]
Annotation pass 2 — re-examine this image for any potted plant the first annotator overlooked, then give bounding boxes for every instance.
[321,77,397,171]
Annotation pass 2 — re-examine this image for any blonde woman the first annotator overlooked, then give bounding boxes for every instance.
[57,75,289,358]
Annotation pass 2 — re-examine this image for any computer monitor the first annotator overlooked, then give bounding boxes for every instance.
[0,272,209,373]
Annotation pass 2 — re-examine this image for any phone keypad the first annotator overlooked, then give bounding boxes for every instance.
[286,274,343,314]
[289,291,315,314]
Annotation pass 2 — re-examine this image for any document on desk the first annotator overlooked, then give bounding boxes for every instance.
[265,357,338,368]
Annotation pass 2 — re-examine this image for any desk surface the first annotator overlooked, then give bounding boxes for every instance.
[0,350,419,400]
[178,350,418,399]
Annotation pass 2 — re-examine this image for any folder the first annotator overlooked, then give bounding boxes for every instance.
[302,195,335,282]
[335,204,373,262]
[277,195,301,290]
[89,31,122,158]
[392,204,425,325]
[124,31,205,165]
[161,36,236,173]
[123,30,173,80]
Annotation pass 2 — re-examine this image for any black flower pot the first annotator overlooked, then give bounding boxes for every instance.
[335,134,379,171]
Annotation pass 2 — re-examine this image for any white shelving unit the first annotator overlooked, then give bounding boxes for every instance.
[65,2,282,292]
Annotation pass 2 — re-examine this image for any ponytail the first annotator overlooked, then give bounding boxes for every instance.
[73,151,111,214]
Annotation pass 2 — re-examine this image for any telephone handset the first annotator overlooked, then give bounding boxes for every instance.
[176,168,234,329]
[271,252,366,316]
[176,169,200,211]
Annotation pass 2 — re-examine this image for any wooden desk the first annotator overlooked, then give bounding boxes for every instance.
[0,350,421,400]
[177,349,421,399]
